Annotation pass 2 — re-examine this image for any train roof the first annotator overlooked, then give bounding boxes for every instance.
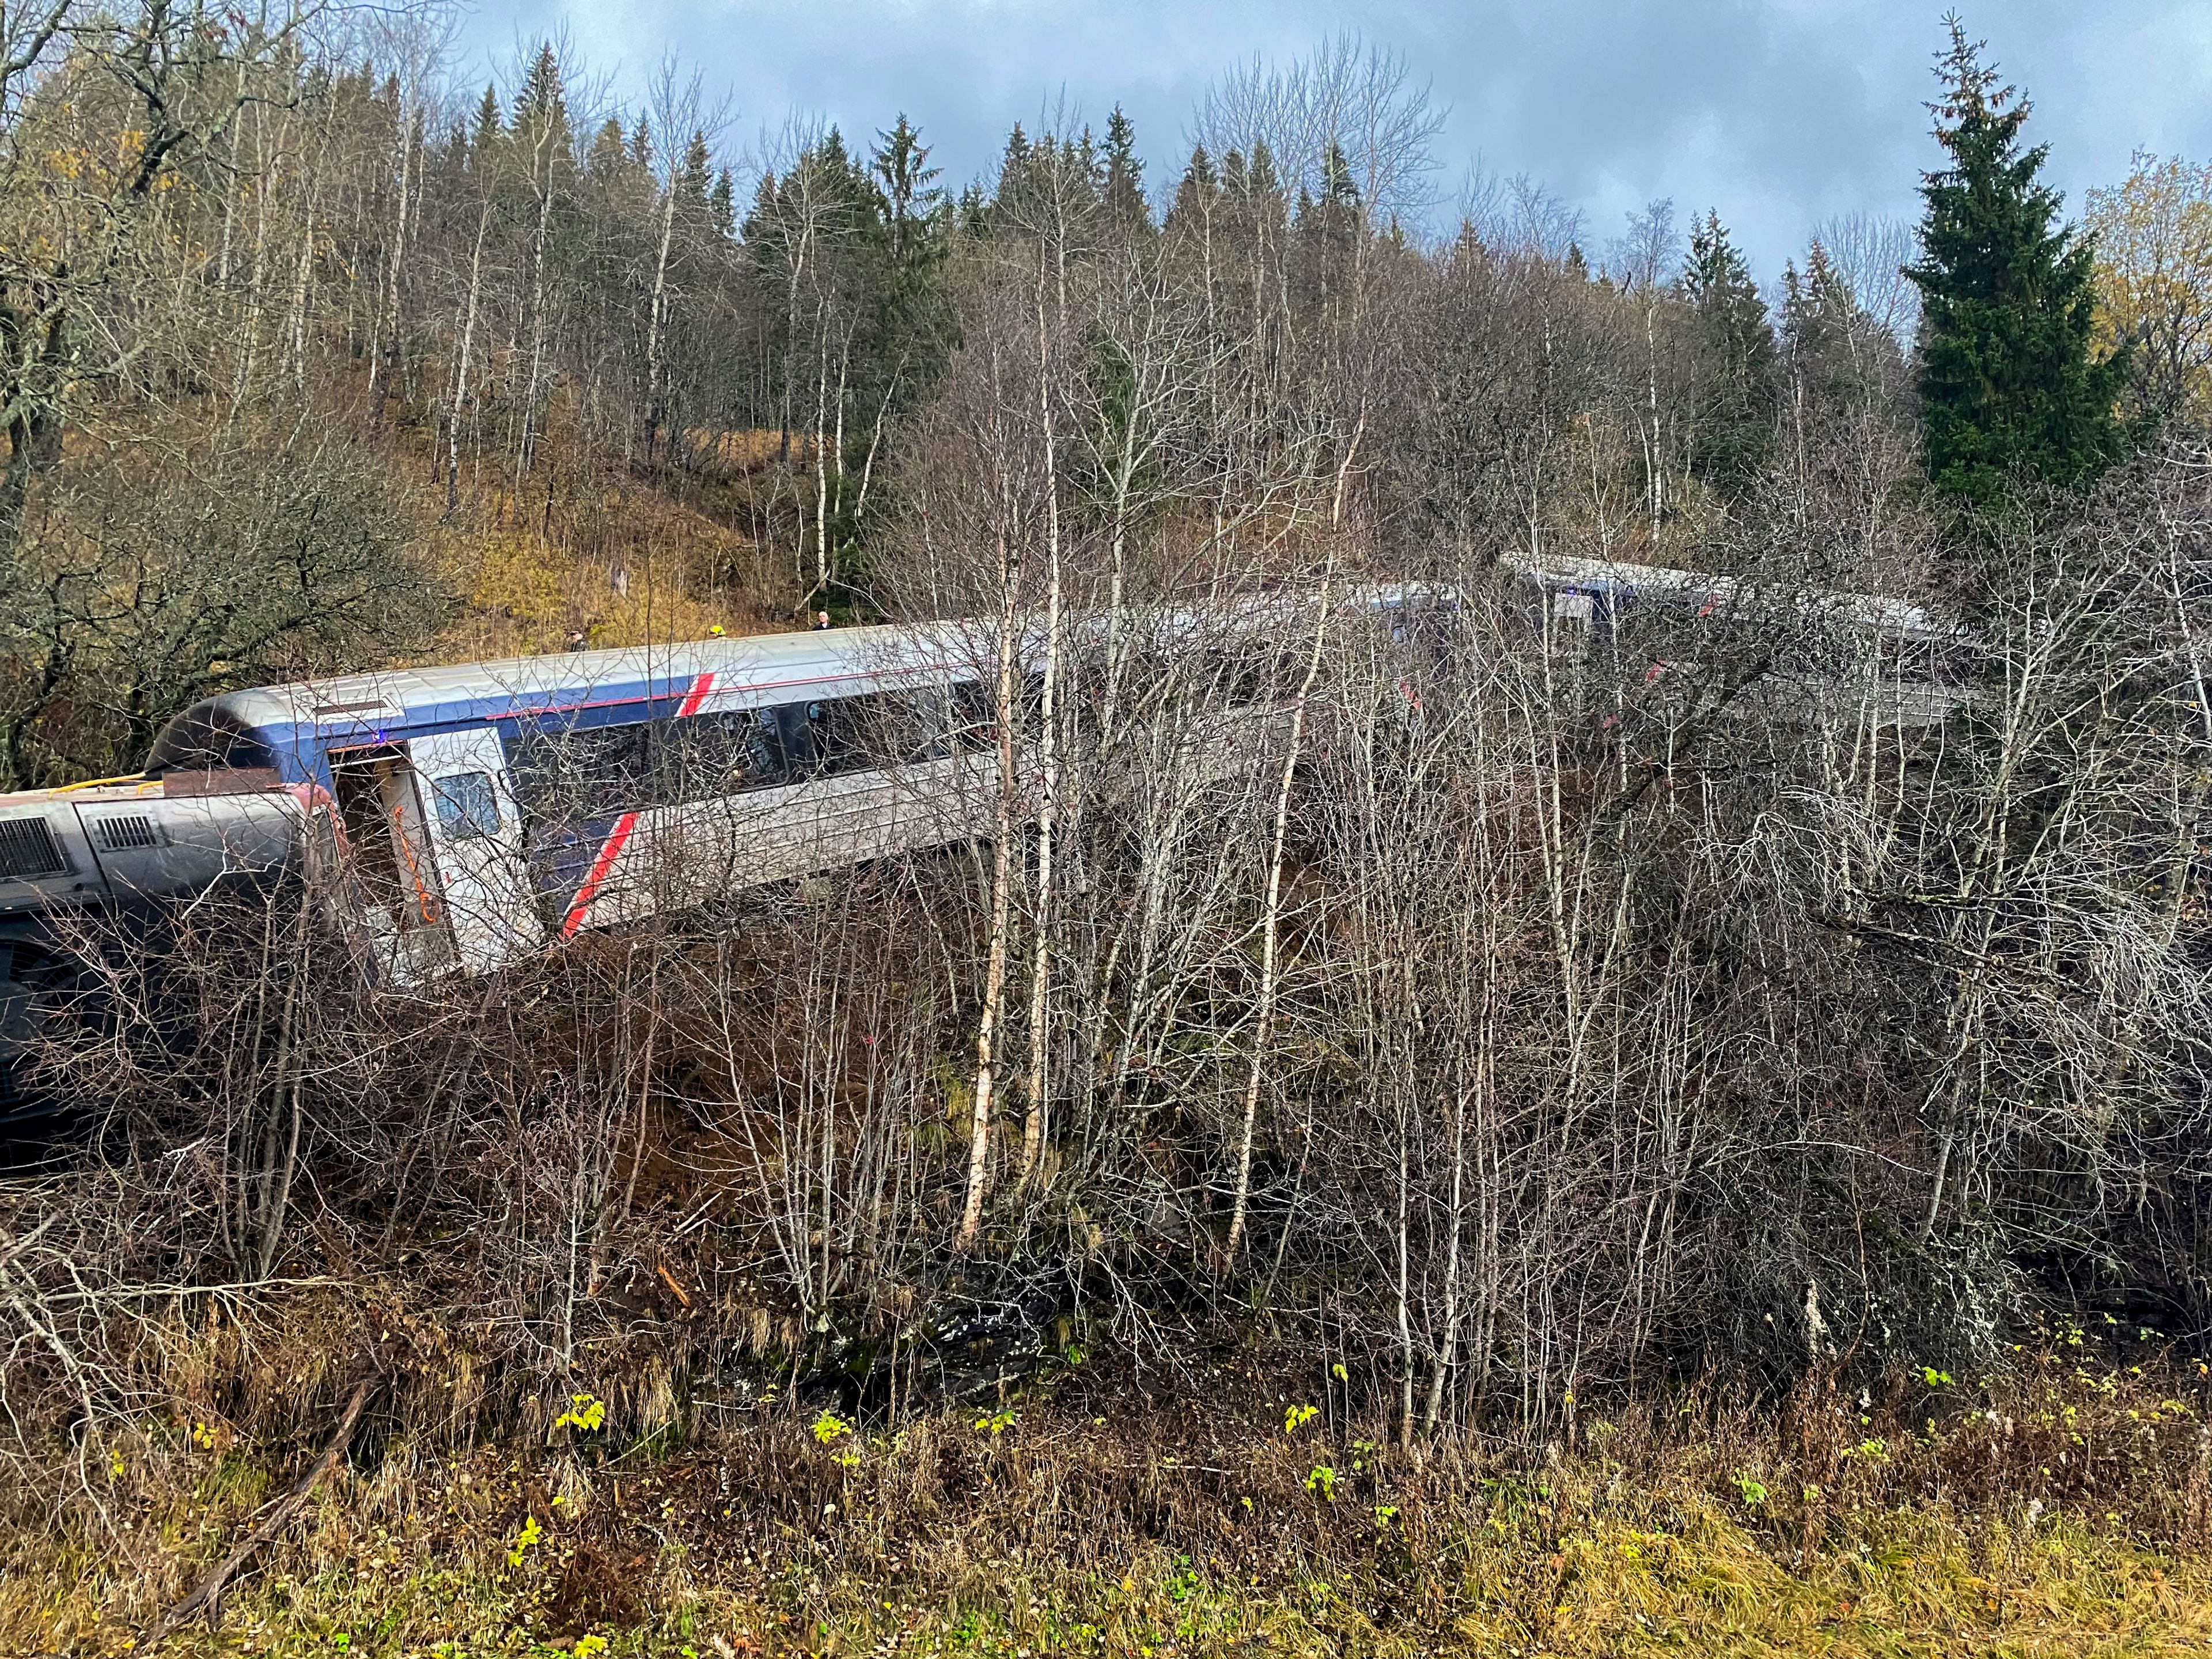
[169,566,1956,751]
[208,619,1006,741]
[205,586,1411,744]
[1501,551,1963,641]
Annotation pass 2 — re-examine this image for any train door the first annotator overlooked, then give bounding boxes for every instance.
[404,728,544,973]
[328,745,457,983]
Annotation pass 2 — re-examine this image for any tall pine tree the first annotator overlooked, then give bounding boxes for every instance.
[1680,210,1776,493]
[1905,21,2126,505]
[1103,107,1149,234]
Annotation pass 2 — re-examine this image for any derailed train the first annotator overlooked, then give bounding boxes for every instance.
[0,618,1024,1027]
[0,562,1965,1097]
[1500,550,1969,725]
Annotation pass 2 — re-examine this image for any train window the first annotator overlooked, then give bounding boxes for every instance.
[662,708,785,800]
[778,692,910,778]
[950,681,996,751]
[146,700,281,775]
[505,717,654,821]
[502,727,555,818]
[810,699,859,771]
[1017,670,1047,728]
[1199,647,1268,707]
[853,693,925,771]
[761,691,965,779]
[771,701,824,777]
[430,771,502,840]
[514,687,968,817]
[907,687,955,760]
[573,722,653,802]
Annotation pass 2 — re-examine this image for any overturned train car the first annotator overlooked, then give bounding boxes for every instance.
[0,570,1965,1118]
[1500,550,1973,728]
[0,620,1040,1112]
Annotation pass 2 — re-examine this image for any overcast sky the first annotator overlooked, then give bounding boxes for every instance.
[454,0,2212,283]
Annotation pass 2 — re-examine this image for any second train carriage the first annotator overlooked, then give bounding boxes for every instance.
[1500,550,1973,728]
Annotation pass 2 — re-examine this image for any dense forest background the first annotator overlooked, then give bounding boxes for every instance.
[2,6,2200,793]
[9,8,2212,1643]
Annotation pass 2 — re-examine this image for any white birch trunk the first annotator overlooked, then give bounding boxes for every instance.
[1020,252,1063,1184]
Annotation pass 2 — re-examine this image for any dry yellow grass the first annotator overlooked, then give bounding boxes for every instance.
[10,1437,2210,1657]
[8,1314,2212,1659]
[684,427,819,479]
[421,476,792,665]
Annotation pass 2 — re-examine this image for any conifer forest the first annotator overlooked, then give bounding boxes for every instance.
[6,4,2212,1653]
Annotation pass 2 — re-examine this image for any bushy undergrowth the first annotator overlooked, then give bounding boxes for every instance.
[7,1294,2212,1657]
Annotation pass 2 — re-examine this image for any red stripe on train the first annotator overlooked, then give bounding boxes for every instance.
[561,809,640,940]
[559,673,708,940]
[676,671,716,719]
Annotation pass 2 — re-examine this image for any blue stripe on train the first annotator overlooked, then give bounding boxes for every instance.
[251,677,711,798]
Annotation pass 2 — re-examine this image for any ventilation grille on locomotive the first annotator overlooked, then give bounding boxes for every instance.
[92,815,158,853]
[0,817,67,880]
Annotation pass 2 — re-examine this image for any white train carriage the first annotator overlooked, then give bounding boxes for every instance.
[0,591,1330,1029]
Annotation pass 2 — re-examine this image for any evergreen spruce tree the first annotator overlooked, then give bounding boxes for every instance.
[585,116,626,187]
[872,113,943,267]
[1168,144,1218,230]
[870,114,953,389]
[1221,148,1247,198]
[1103,107,1149,233]
[471,83,501,150]
[1069,128,1103,213]
[1781,238,1900,414]
[1680,210,1777,492]
[956,181,990,238]
[993,123,1033,221]
[510,44,573,152]
[1905,21,2126,505]
[1781,243,1853,357]
[679,131,714,212]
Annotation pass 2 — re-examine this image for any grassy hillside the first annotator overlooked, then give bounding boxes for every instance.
[410,440,806,669]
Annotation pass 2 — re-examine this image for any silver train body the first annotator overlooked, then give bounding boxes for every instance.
[0,568,1967,1079]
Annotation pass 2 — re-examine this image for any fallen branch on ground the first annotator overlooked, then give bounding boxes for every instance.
[135,1373,374,1654]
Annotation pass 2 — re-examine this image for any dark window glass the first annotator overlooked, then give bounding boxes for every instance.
[950,681,995,751]
[661,708,786,801]
[1198,647,1268,707]
[768,699,824,777]
[907,688,954,760]
[430,771,502,840]
[147,701,281,774]
[505,717,654,821]
[772,692,938,778]
[508,688,965,821]
[771,701,821,777]
[824,692,911,774]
